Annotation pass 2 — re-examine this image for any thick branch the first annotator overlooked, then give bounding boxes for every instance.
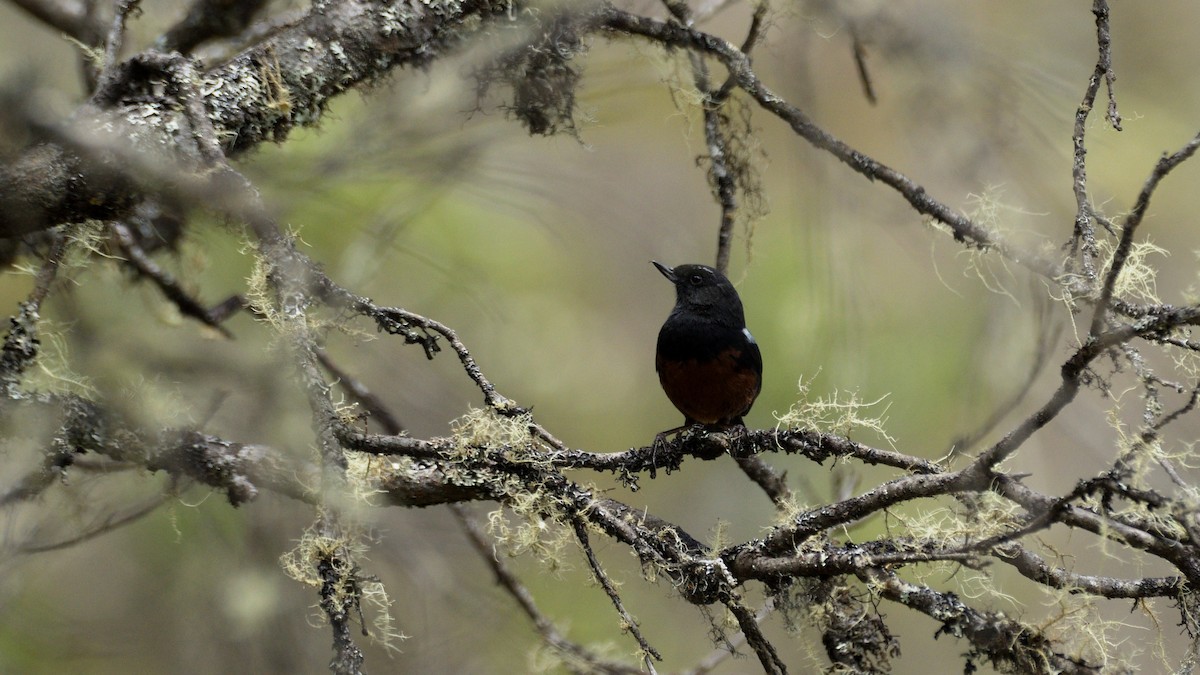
[0,0,512,237]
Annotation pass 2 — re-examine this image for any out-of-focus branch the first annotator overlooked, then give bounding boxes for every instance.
[0,0,513,238]
[158,0,272,53]
[17,493,172,553]
[110,220,234,338]
[95,0,141,91]
[8,0,103,45]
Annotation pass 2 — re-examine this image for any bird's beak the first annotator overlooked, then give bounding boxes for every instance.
[651,261,676,282]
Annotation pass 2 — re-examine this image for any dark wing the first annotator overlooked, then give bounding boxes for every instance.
[737,326,763,417]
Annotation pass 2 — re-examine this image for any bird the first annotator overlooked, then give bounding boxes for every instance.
[652,261,762,437]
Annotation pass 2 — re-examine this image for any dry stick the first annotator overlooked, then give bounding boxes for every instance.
[352,305,515,411]
[713,0,768,103]
[571,517,663,670]
[1088,129,1200,340]
[256,235,366,674]
[1121,370,1200,467]
[737,541,988,579]
[337,431,445,459]
[542,427,940,477]
[0,231,70,503]
[1093,0,1121,130]
[733,455,790,507]
[1155,383,1200,489]
[338,301,572,451]
[703,539,788,674]
[451,507,642,675]
[756,470,969,552]
[325,293,559,452]
[172,185,371,673]
[1068,0,1119,282]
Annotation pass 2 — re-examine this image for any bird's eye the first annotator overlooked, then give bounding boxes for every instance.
[689,274,704,286]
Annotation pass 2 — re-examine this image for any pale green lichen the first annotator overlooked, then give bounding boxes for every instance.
[280,517,407,654]
[1096,236,1167,304]
[774,375,895,446]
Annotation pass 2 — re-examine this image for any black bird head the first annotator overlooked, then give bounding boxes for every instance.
[652,261,746,324]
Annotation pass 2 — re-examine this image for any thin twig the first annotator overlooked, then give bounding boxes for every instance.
[451,506,643,674]
[714,0,769,103]
[600,8,1064,281]
[111,221,234,338]
[1093,0,1121,130]
[571,517,662,670]
[18,492,172,553]
[733,455,791,507]
[315,348,405,435]
[682,599,775,675]
[1087,129,1200,337]
[724,597,787,674]
[660,0,739,274]
[1067,0,1120,282]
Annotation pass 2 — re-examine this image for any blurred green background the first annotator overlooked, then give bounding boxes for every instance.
[3,1,1200,672]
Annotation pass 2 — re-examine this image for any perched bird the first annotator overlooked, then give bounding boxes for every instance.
[652,261,762,433]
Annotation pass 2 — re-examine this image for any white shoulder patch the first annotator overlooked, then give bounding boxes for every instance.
[743,327,756,344]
